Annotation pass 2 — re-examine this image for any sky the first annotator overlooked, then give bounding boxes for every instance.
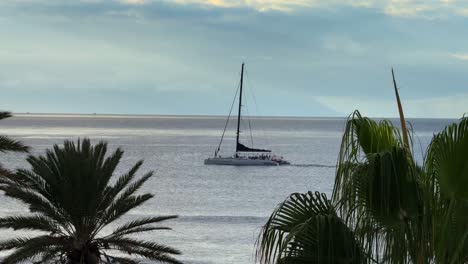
[0,0,467,118]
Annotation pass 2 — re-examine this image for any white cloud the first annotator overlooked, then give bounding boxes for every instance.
[450,53,468,61]
[119,0,146,4]
[316,94,468,118]
[171,0,313,12]
[3,0,468,17]
[384,0,434,17]
[173,0,239,8]
[456,7,468,16]
[2,0,467,17]
[165,0,468,17]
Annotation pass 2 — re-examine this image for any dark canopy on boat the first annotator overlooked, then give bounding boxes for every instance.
[236,143,271,152]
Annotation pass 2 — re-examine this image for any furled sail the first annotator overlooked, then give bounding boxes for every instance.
[236,143,271,152]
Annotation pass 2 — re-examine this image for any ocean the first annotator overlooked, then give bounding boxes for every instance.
[0,114,456,263]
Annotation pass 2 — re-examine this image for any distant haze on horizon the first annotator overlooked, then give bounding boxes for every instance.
[9,112,458,121]
[1,0,467,118]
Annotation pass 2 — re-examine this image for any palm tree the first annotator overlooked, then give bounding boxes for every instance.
[258,111,468,263]
[0,111,29,177]
[0,138,182,264]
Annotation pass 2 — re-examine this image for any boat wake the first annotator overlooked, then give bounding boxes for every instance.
[290,163,336,168]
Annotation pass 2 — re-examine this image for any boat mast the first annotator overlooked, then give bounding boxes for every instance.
[236,63,244,153]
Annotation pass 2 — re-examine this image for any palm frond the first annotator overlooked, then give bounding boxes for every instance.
[257,191,366,264]
[0,184,71,230]
[425,117,468,263]
[258,111,468,264]
[332,111,428,263]
[333,110,405,206]
[97,172,154,229]
[0,215,61,234]
[0,138,180,263]
[0,135,29,153]
[391,68,410,148]
[99,160,144,217]
[432,199,468,263]
[0,111,29,153]
[0,111,12,120]
[364,147,421,225]
[106,216,177,238]
[0,235,68,263]
[0,165,15,181]
[102,255,140,264]
[33,247,64,263]
[103,237,180,254]
[425,117,468,200]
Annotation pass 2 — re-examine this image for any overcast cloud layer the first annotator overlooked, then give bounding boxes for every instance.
[1,0,467,117]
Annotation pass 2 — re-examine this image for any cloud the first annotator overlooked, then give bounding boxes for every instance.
[171,0,312,12]
[1,0,468,117]
[450,53,468,61]
[316,94,468,118]
[2,0,468,17]
[384,0,434,17]
[383,0,468,18]
[170,0,360,13]
[120,0,146,4]
[169,0,468,18]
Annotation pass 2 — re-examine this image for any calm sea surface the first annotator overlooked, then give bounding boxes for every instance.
[0,114,456,263]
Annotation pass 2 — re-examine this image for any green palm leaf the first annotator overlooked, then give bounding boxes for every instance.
[425,117,468,263]
[364,147,421,225]
[0,138,180,263]
[260,110,468,264]
[334,111,407,214]
[426,117,468,200]
[257,191,366,264]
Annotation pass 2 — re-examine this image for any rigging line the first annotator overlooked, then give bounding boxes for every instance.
[242,67,255,148]
[248,116,254,148]
[215,81,240,157]
[244,70,261,116]
[243,101,255,148]
[244,69,271,147]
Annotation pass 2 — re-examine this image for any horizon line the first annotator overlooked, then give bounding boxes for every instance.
[11,112,457,120]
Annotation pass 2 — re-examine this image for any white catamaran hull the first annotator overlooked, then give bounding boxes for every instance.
[204,157,281,166]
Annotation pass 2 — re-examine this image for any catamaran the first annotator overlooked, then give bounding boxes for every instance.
[204,63,290,166]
